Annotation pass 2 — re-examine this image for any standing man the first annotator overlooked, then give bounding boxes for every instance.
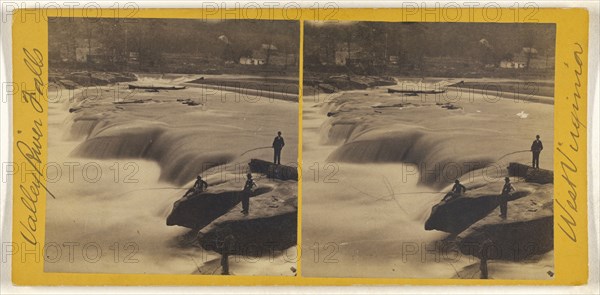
[241,173,257,215]
[530,134,543,169]
[272,131,285,165]
[499,177,515,219]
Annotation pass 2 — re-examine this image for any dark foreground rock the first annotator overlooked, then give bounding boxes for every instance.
[456,183,553,261]
[166,159,298,257]
[198,211,297,256]
[424,182,532,233]
[424,162,554,262]
[166,186,273,229]
[197,181,298,256]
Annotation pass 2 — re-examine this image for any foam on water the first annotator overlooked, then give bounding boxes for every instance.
[301,79,555,279]
[45,75,298,275]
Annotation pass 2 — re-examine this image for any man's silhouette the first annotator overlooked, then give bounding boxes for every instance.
[531,135,543,169]
[191,175,208,195]
[442,179,467,202]
[241,173,257,215]
[499,177,515,218]
[219,228,235,275]
[272,131,285,165]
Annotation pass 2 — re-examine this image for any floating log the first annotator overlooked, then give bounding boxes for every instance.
[128,84,186,90]
[388,88,445,94]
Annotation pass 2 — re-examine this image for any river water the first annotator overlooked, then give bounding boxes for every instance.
[44,74,298,275]
[301,80,554,279]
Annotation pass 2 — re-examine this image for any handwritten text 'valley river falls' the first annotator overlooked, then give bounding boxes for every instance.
[17,48,56,247]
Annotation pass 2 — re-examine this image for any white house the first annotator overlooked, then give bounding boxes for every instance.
[261,44,278,51]
[335,50,349,65]
[500,60,526,69]
[239,57,266,65]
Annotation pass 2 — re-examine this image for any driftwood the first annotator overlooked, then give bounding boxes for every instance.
[387,88,445,94]
[128,84,186,90]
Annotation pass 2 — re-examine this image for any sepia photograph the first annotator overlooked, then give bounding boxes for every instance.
[45,17,299,276]
[302,21,556,279]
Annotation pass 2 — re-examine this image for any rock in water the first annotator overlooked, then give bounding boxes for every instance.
[197,181,298,256]
[166,187,273,229]
[425,181,532,233]
[198,212,297,256]
[508,162,553,184]
[167,159,299,256]
[456,183,553,261]
[249,159,298,181]
[425,194,499,233]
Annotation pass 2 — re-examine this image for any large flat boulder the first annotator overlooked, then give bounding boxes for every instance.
[166,186,273,229]
[167,159,298,256]
[508,162,553,184]
[197,181,298,256]
[425,182,533,233]
[456,183,553,261]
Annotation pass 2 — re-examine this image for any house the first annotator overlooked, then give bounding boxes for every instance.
[74,38,104,63]
[520,47,552,69]
[335,50,350,65]
[239,56,266,65]
[261,44,278,51]
[500,47,551,69]
[500,60,526,69]
[240,44,297,66]
[333,45,366,66]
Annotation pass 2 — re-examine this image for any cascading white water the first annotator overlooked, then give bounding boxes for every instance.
[301,79,554,279]
[45,75,299,275]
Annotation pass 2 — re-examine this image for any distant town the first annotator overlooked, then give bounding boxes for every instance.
[304,22,555,78]
[49,18,299,75]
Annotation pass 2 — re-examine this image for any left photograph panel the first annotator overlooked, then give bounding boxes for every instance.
[45,17,299,276]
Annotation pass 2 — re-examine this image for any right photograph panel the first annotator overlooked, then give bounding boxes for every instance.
[302,21,556,279]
